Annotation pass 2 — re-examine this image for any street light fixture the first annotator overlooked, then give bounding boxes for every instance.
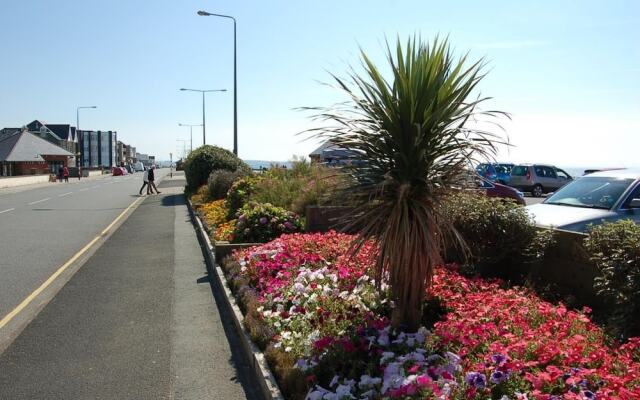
[179,88,226,146]
[197,10,238,156]
[178,123,202,153]
[76,105,97,130]
[76,105,97,168]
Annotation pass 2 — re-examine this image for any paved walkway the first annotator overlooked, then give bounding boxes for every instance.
[0,174,262,399]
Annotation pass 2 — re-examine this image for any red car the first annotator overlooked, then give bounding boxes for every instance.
[476,176,526,205]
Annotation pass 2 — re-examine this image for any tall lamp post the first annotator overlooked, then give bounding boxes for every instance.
[76,105,97,168]
[178,123,202,153]
[76,105,97,130]
[179,88,226,145]
[197,10,238,156]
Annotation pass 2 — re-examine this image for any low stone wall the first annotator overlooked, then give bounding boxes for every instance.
[0,175,50,189]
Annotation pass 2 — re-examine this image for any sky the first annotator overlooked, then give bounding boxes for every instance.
[1,0,639,168]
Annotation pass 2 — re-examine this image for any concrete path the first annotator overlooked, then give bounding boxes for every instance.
[0,174,262,400]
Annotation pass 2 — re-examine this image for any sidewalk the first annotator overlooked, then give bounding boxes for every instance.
[0,174,262,399]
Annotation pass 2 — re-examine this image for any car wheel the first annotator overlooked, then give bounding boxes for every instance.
[532,184,543,197]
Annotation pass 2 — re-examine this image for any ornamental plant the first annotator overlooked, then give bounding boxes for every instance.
[585,220,640,339]
[441,192,554,279]
[184,144,251,190]
[198,199,228,229]
[233,202,303,243]
[305,36,506,331]
[226,175,262,219]
[207,169,249,200]
[214,219,236,242]
[223,232,640,400]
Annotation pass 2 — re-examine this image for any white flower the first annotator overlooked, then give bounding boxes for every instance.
[285,346,292,352]
[335,384,353,398]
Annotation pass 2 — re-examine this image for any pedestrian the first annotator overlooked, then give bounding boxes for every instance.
[58,166,64,183]
[78,166,82,180]
[139,169,150,195]
[148,165,161,194]
[63,166,69,182]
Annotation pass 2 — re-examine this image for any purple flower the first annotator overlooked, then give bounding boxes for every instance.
[284,221,294,230]
[490,370,508,384]
[238,214,246,222]
[583,391,596,400]
[259,217,268,225]
[464,372,487,389]
[491,353,507,365]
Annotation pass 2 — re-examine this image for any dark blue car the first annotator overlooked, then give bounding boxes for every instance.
[476,163,515,185]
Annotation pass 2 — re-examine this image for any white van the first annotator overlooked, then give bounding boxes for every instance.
[133,162,145,172]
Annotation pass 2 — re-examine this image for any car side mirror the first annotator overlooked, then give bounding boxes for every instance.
[629,199,640,209]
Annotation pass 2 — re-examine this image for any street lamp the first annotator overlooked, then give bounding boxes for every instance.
[76,105,97,168]
[197,10,238,156]
[76,105,97,130]
[178,123,202,153]
[179,88,226,145]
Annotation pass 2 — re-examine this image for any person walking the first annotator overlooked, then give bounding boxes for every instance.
[57,166,64,183]
[63,166,69,182]
[148,165,161,194]
[139,169,150,195]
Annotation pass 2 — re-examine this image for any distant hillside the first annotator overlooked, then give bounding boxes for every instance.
[243,160,293,170]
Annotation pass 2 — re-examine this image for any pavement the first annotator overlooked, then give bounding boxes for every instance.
[0,172,262,399]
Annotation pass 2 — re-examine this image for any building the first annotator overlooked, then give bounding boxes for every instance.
[124,145,136,163]
[26,120,78,155]
[116,141,125,166]
[0,128,73,176]
[78,130,117,169]
[309,140,359,165]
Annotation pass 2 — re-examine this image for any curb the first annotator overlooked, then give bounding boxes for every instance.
[187,199,284,400]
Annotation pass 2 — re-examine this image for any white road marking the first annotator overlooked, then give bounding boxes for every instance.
[28,198,50,205]
[58,192,73,197]
[0,208,15,214]
[79,188,89,192]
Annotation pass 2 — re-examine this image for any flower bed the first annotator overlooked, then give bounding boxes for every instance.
[221,232,640,400]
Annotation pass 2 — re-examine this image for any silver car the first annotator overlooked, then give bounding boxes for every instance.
[526,169,640,232]
[509,164,573,197]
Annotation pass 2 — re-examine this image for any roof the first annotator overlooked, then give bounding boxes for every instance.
[309,140,339,156]
[45,124,74,141]
[0,130,73,162]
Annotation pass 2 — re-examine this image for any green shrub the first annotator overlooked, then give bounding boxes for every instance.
[183,145,251,190]
[233,202,304,243]
[585,220,640,339]
[226,175,261,219]
[207,169,248,200]
[249,160,344,214]
[441,192,553,278]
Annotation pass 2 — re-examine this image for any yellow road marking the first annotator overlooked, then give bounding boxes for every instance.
[0,196,144,330]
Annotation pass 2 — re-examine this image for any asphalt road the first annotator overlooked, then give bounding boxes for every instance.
[0,175,261,399]
[0,170,167,321]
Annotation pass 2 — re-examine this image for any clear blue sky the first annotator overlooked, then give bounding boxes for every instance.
[1,0,638,167]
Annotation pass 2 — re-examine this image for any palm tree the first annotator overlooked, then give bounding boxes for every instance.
[306,37,507,331]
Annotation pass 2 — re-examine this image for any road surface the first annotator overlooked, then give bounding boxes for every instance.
[0,170,166,321]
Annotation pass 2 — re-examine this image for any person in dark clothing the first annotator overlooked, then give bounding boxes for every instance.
[58,166,64,183]
[148,165,161,194]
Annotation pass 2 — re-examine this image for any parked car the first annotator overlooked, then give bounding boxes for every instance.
[461,172,526,205]
[476,163,515,185]
[132,162,145,172]
[509,164,573,197]
[526,169,640,232]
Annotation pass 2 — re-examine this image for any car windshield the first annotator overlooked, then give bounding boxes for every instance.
[545,177,634,210]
